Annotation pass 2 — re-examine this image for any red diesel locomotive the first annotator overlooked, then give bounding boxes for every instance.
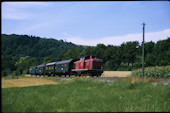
[72,55,103,77]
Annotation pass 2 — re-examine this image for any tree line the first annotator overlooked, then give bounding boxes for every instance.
[57,38,170,71]
[1,34,170,76]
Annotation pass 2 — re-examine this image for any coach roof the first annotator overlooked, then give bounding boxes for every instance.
[46,62,57,66]
[37,64,45,67]
[56,59,74,65]
[30,65,37,68]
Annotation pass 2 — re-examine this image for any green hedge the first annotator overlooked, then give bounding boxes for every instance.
[132,65,170,78]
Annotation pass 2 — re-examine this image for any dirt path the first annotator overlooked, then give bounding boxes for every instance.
[101,71,131,77]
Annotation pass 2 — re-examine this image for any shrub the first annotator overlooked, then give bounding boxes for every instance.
[1,69,11,77]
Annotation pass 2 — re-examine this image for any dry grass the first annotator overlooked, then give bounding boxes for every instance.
[101,71,131,77]
[116,77,163,84]
[2,78,58,88]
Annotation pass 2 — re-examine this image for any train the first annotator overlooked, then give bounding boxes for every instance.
[29,55,103,77]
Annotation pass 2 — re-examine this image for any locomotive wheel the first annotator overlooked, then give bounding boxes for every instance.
[88,73,94,77]
[96,73,101,77]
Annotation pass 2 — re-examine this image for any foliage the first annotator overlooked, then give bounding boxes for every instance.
[1,34,76,76]
[132,65,170,78]
[1,34,170,76]
[2,79,170,112]
[120,41,139,66]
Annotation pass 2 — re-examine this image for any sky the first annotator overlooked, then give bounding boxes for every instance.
[2,1,170,46]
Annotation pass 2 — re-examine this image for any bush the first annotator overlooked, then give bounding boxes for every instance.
[23,69,29,74]
[1,69,11,77]
[132,65,170,78]
[12,70,17,76]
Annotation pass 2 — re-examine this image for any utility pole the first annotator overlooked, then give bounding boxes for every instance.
[142,22,145,80]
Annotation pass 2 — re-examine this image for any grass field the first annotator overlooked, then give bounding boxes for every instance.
[2,78,170,112]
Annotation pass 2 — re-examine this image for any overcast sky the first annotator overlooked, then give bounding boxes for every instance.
[2,1,170,46]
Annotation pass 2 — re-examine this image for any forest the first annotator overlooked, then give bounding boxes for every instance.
[1,34,170,76]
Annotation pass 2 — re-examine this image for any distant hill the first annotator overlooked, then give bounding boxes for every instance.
[2,34,77,58]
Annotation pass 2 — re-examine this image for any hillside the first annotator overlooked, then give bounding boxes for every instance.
[2,34,76,58]
[1,34,77,76]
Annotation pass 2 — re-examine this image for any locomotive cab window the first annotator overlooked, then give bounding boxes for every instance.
[80,56,91,60]
[80,57,84,60]
[85,56,90,60]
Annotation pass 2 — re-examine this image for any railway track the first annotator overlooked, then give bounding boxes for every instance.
[20,75,170,84]
[21,75,127,82]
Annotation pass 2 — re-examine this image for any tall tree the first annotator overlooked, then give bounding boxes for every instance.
[121,41,139,66]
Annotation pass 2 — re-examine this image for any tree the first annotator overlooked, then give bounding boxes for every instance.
[15,56,30,75]
[104,46,122,70]
[144,41,155,56]
[152,38,170,66]
[121,41,139,67]
[91,44,106,62]
[80,47,93,57]
[62,47,82,60]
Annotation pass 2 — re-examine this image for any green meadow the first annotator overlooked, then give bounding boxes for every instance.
[2,78,170,112]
